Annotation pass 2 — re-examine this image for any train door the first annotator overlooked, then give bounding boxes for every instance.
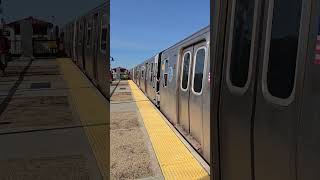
[93,13,99,80]
[297,1,320,179]
[136,66,141,87]
[178,46,193,132]
[155,54,161,98]
[73,21,77,62]
[141,66,145,89]
[211,0,314,180]
[189,42,208,145]
[75,21,80,64]
[178,41,207,144]
[86,18,93,79]
[217,0,259,179]
[150,62,154,89]
[149,61,156,102]
[153,55,158,91]
[253,0,310,180]
[144,62,148,93]
[82,19,86,70]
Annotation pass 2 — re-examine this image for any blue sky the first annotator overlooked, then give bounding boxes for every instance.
[111,0,209,69]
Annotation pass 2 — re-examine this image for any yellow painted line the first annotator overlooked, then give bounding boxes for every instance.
[57,58,109,180]
[128,80,209,180]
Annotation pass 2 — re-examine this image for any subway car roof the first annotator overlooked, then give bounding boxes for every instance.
[136,25,210,68]
[63,2,108,27]
[130,25,210,69]
[161,25,210,53]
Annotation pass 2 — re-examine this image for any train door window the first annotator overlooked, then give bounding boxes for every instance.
[150,63,153,82]
[86,21,92,47]
[141,68,144,79]
[228,0,255,89]
[263,0,303,101]
[192,47,206,94]
[163,59,169,87]
[164,74,168,87]
[146,63,148,80]
[100,13,108,53]
[181,51,191,90]
[78,22,81,45]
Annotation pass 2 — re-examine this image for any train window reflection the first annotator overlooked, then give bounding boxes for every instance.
[266,0,302,99]
[193,48,206,94]
[181,52,191,90]
[229,0,255,88]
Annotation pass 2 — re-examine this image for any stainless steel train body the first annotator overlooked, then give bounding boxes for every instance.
[132,26,210,162]
[139,55,161,106]
[210,0,320,179]
[62,2,110,98]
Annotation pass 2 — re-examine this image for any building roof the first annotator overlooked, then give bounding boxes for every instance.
[7,16,53,27]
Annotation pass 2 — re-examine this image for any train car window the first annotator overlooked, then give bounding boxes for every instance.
[150,63,153,82]
[100,13,108,52]
[265,0,302,99]
[163,59,169,87]
[181,52,191,90]
[141,69,144,79]
[86,22,92,47]
[78,22,82,45]
[164,74,168,87]
[146,63,148,80]
[228,0,255,88]
[192,47,206,94]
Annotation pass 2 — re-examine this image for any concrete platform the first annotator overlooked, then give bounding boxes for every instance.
[110,81,163,180]
[0,58,109,180]
[110,80,209,180]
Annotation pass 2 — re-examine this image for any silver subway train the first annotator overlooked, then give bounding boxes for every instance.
[210,0,320,180]
[61,2,110,98]
[131,26,211,163]
[132,0,320,176]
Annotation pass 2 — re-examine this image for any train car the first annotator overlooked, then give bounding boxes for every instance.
[62,2,109,98]
[62,23,73,57]
[131,26,210,162]
[139,62,147,93]
[209,0,320,180]
[140,54,161,106]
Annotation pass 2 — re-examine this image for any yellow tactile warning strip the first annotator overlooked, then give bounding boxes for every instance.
[57,58,109,180]
[128,80,209,180]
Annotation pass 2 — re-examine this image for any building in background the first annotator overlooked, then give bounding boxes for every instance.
[7,16,54,40]
[6,16,56,55]
[5,16,59,56]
